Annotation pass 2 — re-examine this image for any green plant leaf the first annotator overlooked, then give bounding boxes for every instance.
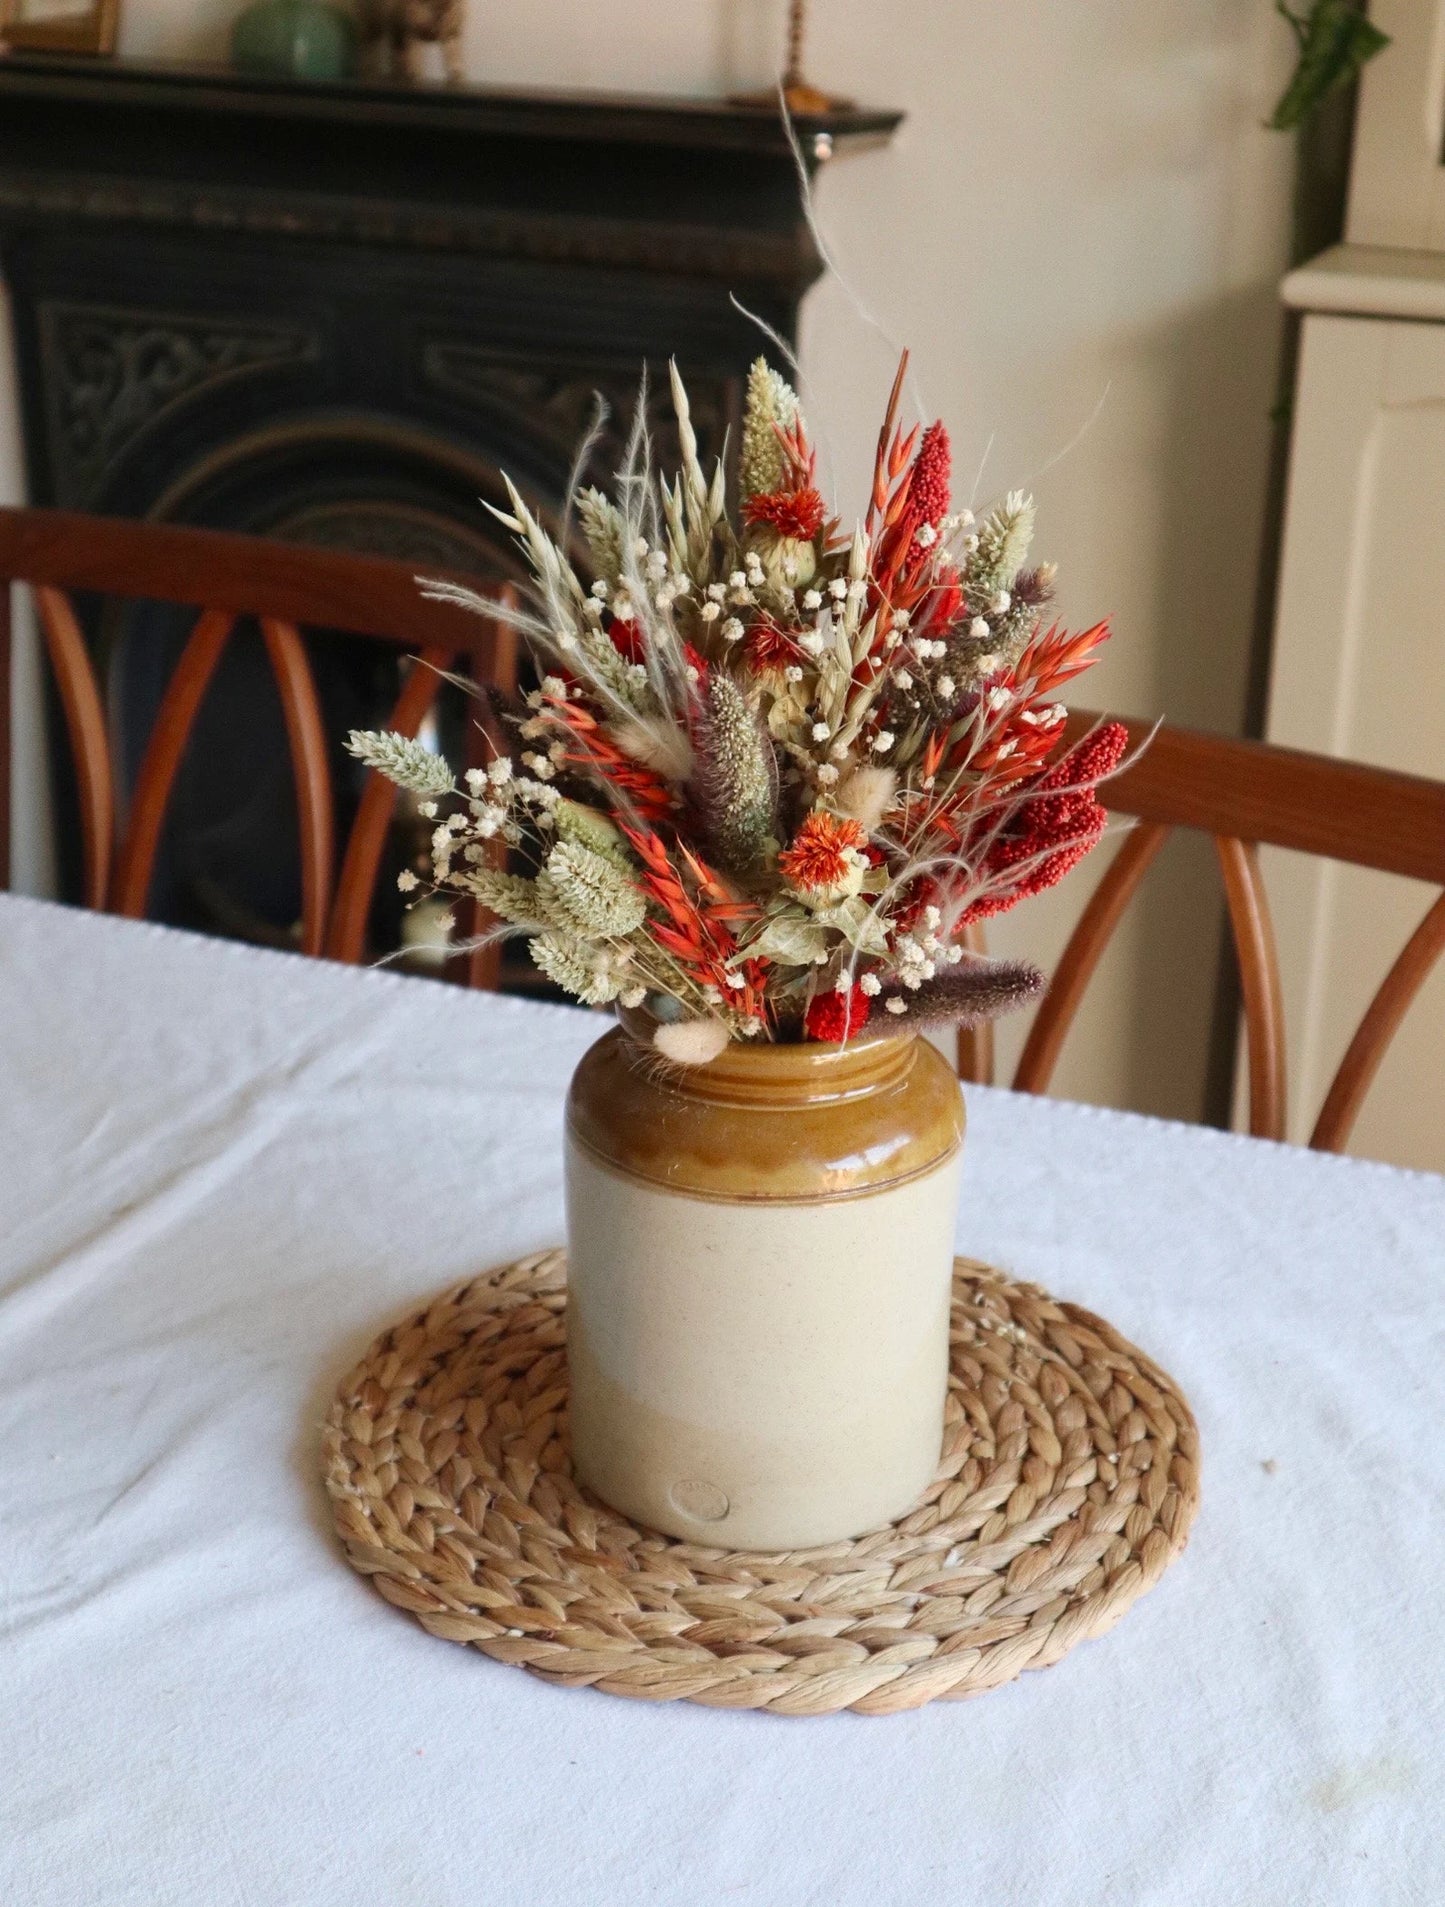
[741,912,832,967]
[1269,0,1390,132]
[813,896,890,957]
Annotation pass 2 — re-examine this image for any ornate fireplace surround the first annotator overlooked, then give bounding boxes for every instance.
[0,54,898,543]
[0,51,898,940]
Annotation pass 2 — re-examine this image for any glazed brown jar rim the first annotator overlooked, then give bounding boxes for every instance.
[615,1009,918,1110]
[569,1020,965,1203]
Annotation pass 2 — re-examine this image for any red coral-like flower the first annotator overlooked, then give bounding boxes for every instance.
[909,421,951,527]
[743,485,826,541]
[778,810,869,894]
[743,618,800,676]
[965,721,1129,922]
[607,616,646,663]
[804,982,872,1043]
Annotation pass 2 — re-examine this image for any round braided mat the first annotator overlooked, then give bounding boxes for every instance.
[322,1250,1199,1716]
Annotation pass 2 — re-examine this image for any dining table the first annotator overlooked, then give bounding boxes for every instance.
[2,891,1441,1906]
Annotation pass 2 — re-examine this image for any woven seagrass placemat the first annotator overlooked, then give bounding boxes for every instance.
[322,1250,1199,1716]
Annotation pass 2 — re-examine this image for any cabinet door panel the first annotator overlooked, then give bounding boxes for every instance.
[1264,315,1445,1170]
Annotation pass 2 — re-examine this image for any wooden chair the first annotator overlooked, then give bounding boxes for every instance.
[959,712,1445,1155]
[0,505,518,984]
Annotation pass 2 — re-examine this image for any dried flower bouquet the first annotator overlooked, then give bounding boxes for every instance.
[349,354,1126,1065]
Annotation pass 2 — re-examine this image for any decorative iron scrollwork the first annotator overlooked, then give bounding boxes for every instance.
[38,304,314,505]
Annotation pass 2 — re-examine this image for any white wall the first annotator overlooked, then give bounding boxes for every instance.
[5,1,1297,1120]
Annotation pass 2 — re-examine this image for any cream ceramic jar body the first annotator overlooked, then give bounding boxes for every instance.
[564,1029,964,1549]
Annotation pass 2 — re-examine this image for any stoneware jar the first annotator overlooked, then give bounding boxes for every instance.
[564,1024,965,1549]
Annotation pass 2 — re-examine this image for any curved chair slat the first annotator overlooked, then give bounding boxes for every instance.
[1013,820,1171,1097]
[1215,834,1287,1142]
[260,618,335,958]
[34,586,113,910]
[113,609,235,921]
[1311,889,1445,1154]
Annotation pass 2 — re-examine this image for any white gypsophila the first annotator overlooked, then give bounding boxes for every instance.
[346,730,454,798]
[539,840,647,938]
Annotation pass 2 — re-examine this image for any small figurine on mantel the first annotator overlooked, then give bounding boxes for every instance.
[360,0,464,84]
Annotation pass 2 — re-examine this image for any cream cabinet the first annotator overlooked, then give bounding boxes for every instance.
[1264,3,1445,1169]
[1264,306,1445,1170]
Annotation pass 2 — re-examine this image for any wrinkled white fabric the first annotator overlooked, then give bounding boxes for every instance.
[1,894,1441,1907]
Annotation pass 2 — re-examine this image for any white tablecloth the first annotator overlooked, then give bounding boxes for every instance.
[2,895,1441,1906]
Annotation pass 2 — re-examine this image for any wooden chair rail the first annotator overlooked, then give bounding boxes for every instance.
[968,713,1445,1156]
[0,507,508,654]
[1,506,520,983]
[1071,710,1445,887]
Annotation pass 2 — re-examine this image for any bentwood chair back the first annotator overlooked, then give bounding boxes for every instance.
[961,712,1445,1156]
[0,505,518,985]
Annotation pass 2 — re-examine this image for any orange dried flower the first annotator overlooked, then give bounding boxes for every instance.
[778,810,868,893]
[743,485,826,541]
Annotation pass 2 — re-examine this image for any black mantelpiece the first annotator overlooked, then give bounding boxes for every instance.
[0,56,900,282]
[0,52,899,949]
[0,53,900,530]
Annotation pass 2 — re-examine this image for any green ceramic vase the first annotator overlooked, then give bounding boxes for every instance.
[230,0,358,81]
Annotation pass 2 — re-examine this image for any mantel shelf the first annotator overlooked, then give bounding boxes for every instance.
[1281,243,1445,324]
[0,51,902,287]
[0,52,902,158]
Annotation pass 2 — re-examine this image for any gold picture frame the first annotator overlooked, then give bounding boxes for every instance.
[0,0,119,55]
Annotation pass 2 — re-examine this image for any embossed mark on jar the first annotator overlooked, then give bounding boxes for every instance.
[669,1479,730,1522]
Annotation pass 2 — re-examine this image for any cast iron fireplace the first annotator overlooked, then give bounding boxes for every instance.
[0,54,898,957]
